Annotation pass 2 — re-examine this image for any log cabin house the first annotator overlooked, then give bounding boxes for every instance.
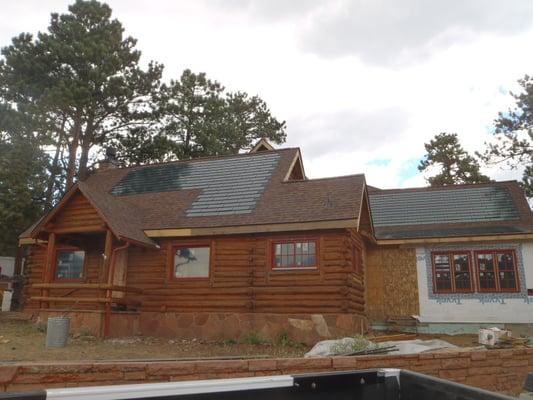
[17,140,533,341]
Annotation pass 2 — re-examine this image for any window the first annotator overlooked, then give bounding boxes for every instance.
[55,250,85,280]
[273,240,317,269]
[475,250,519,292]
[431,252,472,293]
[173,246,210,278]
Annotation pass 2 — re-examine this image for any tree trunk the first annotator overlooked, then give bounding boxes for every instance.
[44,120,65,211]
[65,115,81,189]
[78,117,95,181]
[78,141,91,181]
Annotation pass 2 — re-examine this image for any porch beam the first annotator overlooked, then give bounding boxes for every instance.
[103,229,113,283]
[46,224,106,234]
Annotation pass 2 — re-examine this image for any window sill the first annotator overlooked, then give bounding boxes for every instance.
[271,267,318,272]
[53,278,85,283]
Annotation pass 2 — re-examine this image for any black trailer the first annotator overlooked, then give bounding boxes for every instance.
[0,369,517,400]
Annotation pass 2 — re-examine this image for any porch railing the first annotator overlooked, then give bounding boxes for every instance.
[30,283,143,307]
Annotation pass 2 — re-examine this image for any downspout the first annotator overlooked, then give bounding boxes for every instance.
[103,241,130,338]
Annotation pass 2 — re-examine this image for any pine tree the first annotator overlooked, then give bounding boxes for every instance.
[0,0,162,187]
[115,69,287,164]
[419,133,491,186]
[0,128,49,256]
[481,75,533,197]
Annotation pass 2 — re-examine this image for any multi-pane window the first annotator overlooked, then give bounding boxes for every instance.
[477,253,496,290]
[55,250,85,280]
[433,254,452,291]
[431,250,520,294]
[431,252,472,293]
[453,254,472,290]
[273,240,317,269]
[475,251,518,292]
[173,246,210,278]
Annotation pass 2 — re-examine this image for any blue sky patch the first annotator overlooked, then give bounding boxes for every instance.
[398,158,421,184]
[367,158,391,167]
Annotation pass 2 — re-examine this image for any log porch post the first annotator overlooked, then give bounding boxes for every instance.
[42,232,56,309]
[103,229,113,338]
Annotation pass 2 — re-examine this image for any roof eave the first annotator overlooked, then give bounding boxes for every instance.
[376,232,533,245]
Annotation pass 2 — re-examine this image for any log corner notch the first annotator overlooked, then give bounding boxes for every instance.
[103,237,130,337]
[41,232,57,309]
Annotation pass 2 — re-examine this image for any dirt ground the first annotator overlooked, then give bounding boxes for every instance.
[0,320,308,362]
[0,320,479,362]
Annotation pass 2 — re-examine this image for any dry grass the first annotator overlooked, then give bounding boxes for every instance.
[0,320,308,362]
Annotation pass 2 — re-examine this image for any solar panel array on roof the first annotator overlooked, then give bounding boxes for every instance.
[111,152,281,216]
[369,186,520,227]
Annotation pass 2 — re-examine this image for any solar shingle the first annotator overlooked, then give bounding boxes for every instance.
[369,186,520,227]
[111,152,281,216]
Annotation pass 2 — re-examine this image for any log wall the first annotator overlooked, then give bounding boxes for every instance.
[126,230,367,315]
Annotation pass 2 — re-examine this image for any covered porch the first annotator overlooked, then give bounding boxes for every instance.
[22,227,144,337]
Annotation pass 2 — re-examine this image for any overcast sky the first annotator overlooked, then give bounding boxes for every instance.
[2,0,533,188]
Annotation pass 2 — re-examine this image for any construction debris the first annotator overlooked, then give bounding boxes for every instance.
[478,327,531,349]
[478,327,511,346]
[370,333,417,343]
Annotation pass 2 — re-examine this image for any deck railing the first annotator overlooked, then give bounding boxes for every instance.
[30,282,142,307]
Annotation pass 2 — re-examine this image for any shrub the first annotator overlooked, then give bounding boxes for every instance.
[242,332,269,345]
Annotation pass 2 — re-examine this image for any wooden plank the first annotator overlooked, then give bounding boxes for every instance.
[377,233,533,245]
[144,219,358,237]
[48,225,106,234]
[31,296,141,306]
[31,283,142,293]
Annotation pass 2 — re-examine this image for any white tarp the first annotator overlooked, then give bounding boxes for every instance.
[305,338,457,357]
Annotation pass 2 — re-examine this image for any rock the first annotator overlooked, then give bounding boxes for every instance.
[288,318,314,331]
[311,314,331,337]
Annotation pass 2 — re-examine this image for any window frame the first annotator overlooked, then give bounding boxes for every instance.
[431,251,474,294]
[271,238,319,271]
[53,246,87,282]
[474,250,520,293]
[168,242,212,281]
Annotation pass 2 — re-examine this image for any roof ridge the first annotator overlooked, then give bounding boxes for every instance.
[94,147,299,175]
[283,173,365,183]
[369,180,519,194]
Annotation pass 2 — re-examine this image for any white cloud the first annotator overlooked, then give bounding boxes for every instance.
[300,0,533,66]
[0,0,530,190]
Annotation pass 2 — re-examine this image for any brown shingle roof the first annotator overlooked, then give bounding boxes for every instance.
[22,148,366,246]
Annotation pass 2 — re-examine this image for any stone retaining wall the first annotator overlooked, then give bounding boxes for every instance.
[1,348,532,395]
[32,310,367,344]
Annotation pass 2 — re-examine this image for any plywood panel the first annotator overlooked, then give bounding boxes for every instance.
[366,246,419,321]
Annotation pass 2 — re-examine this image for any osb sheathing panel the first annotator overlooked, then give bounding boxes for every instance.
[366,247,419,321]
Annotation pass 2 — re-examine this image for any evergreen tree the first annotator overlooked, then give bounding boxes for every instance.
[115,69,286,164]
[0,114,49,255]
[0,0,162,187]
[481,75,533,197]
[419,133,491,186]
